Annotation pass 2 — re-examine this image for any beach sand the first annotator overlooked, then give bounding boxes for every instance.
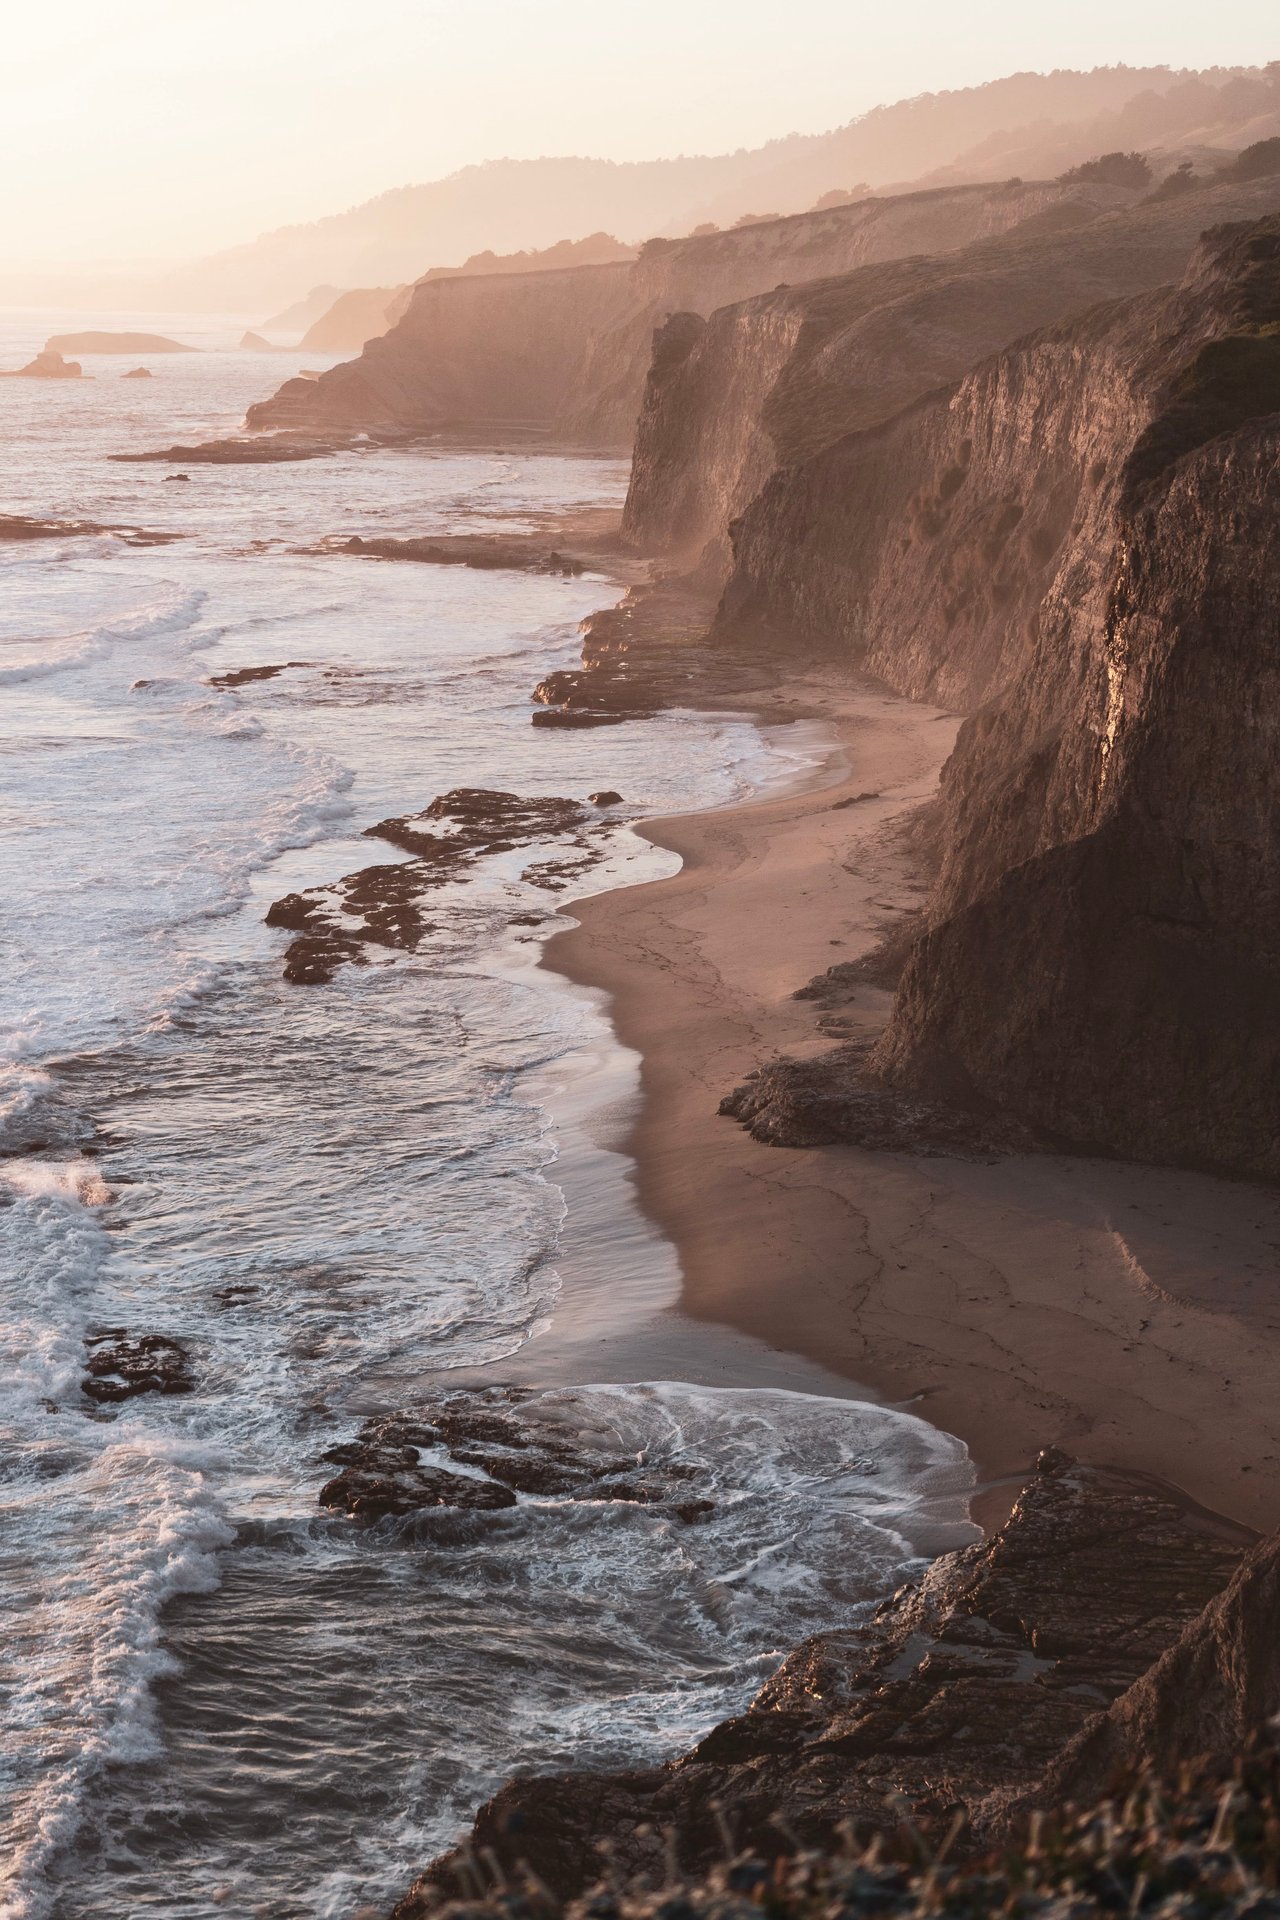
[542,665,1280,1533]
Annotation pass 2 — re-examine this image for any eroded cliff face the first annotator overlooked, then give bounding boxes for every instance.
[720,214,1280,1179]
[244,179,1133,441]
[626,174,1280,573]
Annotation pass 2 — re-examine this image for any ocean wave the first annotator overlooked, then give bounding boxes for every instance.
[0,586,207,686]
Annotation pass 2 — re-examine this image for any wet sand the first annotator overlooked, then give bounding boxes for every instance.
[542,665,1280,1534]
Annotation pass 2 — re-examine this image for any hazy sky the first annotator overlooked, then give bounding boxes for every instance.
[2,0,1275,267]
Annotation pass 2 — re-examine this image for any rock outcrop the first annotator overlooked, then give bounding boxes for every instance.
[245,179,1137,442]
[263,787,605,982]
[82,1331,195,1402]
[4,350,83,379]
[394,1455,1254,1910]
[715,212,1280,1180]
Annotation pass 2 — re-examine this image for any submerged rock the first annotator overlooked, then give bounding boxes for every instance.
[318,1387,712,1524]
[82,1332,195,1402]
[267,788,605,983]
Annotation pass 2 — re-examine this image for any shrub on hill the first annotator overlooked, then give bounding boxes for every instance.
[1060,150,1153,187]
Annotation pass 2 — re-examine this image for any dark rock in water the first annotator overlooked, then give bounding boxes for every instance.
[122,366,152,379]
[366,788,589,859]
[675,1499,715,1523]
[319,1454,518,1521]
[165,473,192,482]
[207,661,310,688]
[82,1332,195,1402]
[531,707,630,729]
[401,1458,1251,1907]
[587,790,623,805]
[267,789,605,983]
[112,436,338,465]
[0,507,185,556]
[528,580,776,728]
[319,1388,711,1525]
[1,513,110,542]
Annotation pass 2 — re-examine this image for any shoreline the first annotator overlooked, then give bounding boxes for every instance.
[538,661,1280,1536]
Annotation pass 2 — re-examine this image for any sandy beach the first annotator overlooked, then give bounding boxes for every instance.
[544,666,1280,1534]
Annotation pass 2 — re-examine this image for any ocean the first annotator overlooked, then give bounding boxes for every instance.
[0,311,975,1918]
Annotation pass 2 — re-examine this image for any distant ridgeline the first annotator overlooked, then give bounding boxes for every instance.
[159,63,1279,309]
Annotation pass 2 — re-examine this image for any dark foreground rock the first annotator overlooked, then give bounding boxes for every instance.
[397,1455,1251,1908]
[82,1332,195,1403]
[318,1387,712,1523]
[401,1744,1280,1920]
[265,788,607,983]
[1043,1526,1280,1807]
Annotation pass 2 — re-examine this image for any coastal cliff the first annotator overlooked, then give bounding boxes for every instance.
[245,179,1134,441]
[624,172,1280,571]
[716,213,1280,1179]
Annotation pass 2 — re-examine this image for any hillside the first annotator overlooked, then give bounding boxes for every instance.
[154,66,1266,309]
